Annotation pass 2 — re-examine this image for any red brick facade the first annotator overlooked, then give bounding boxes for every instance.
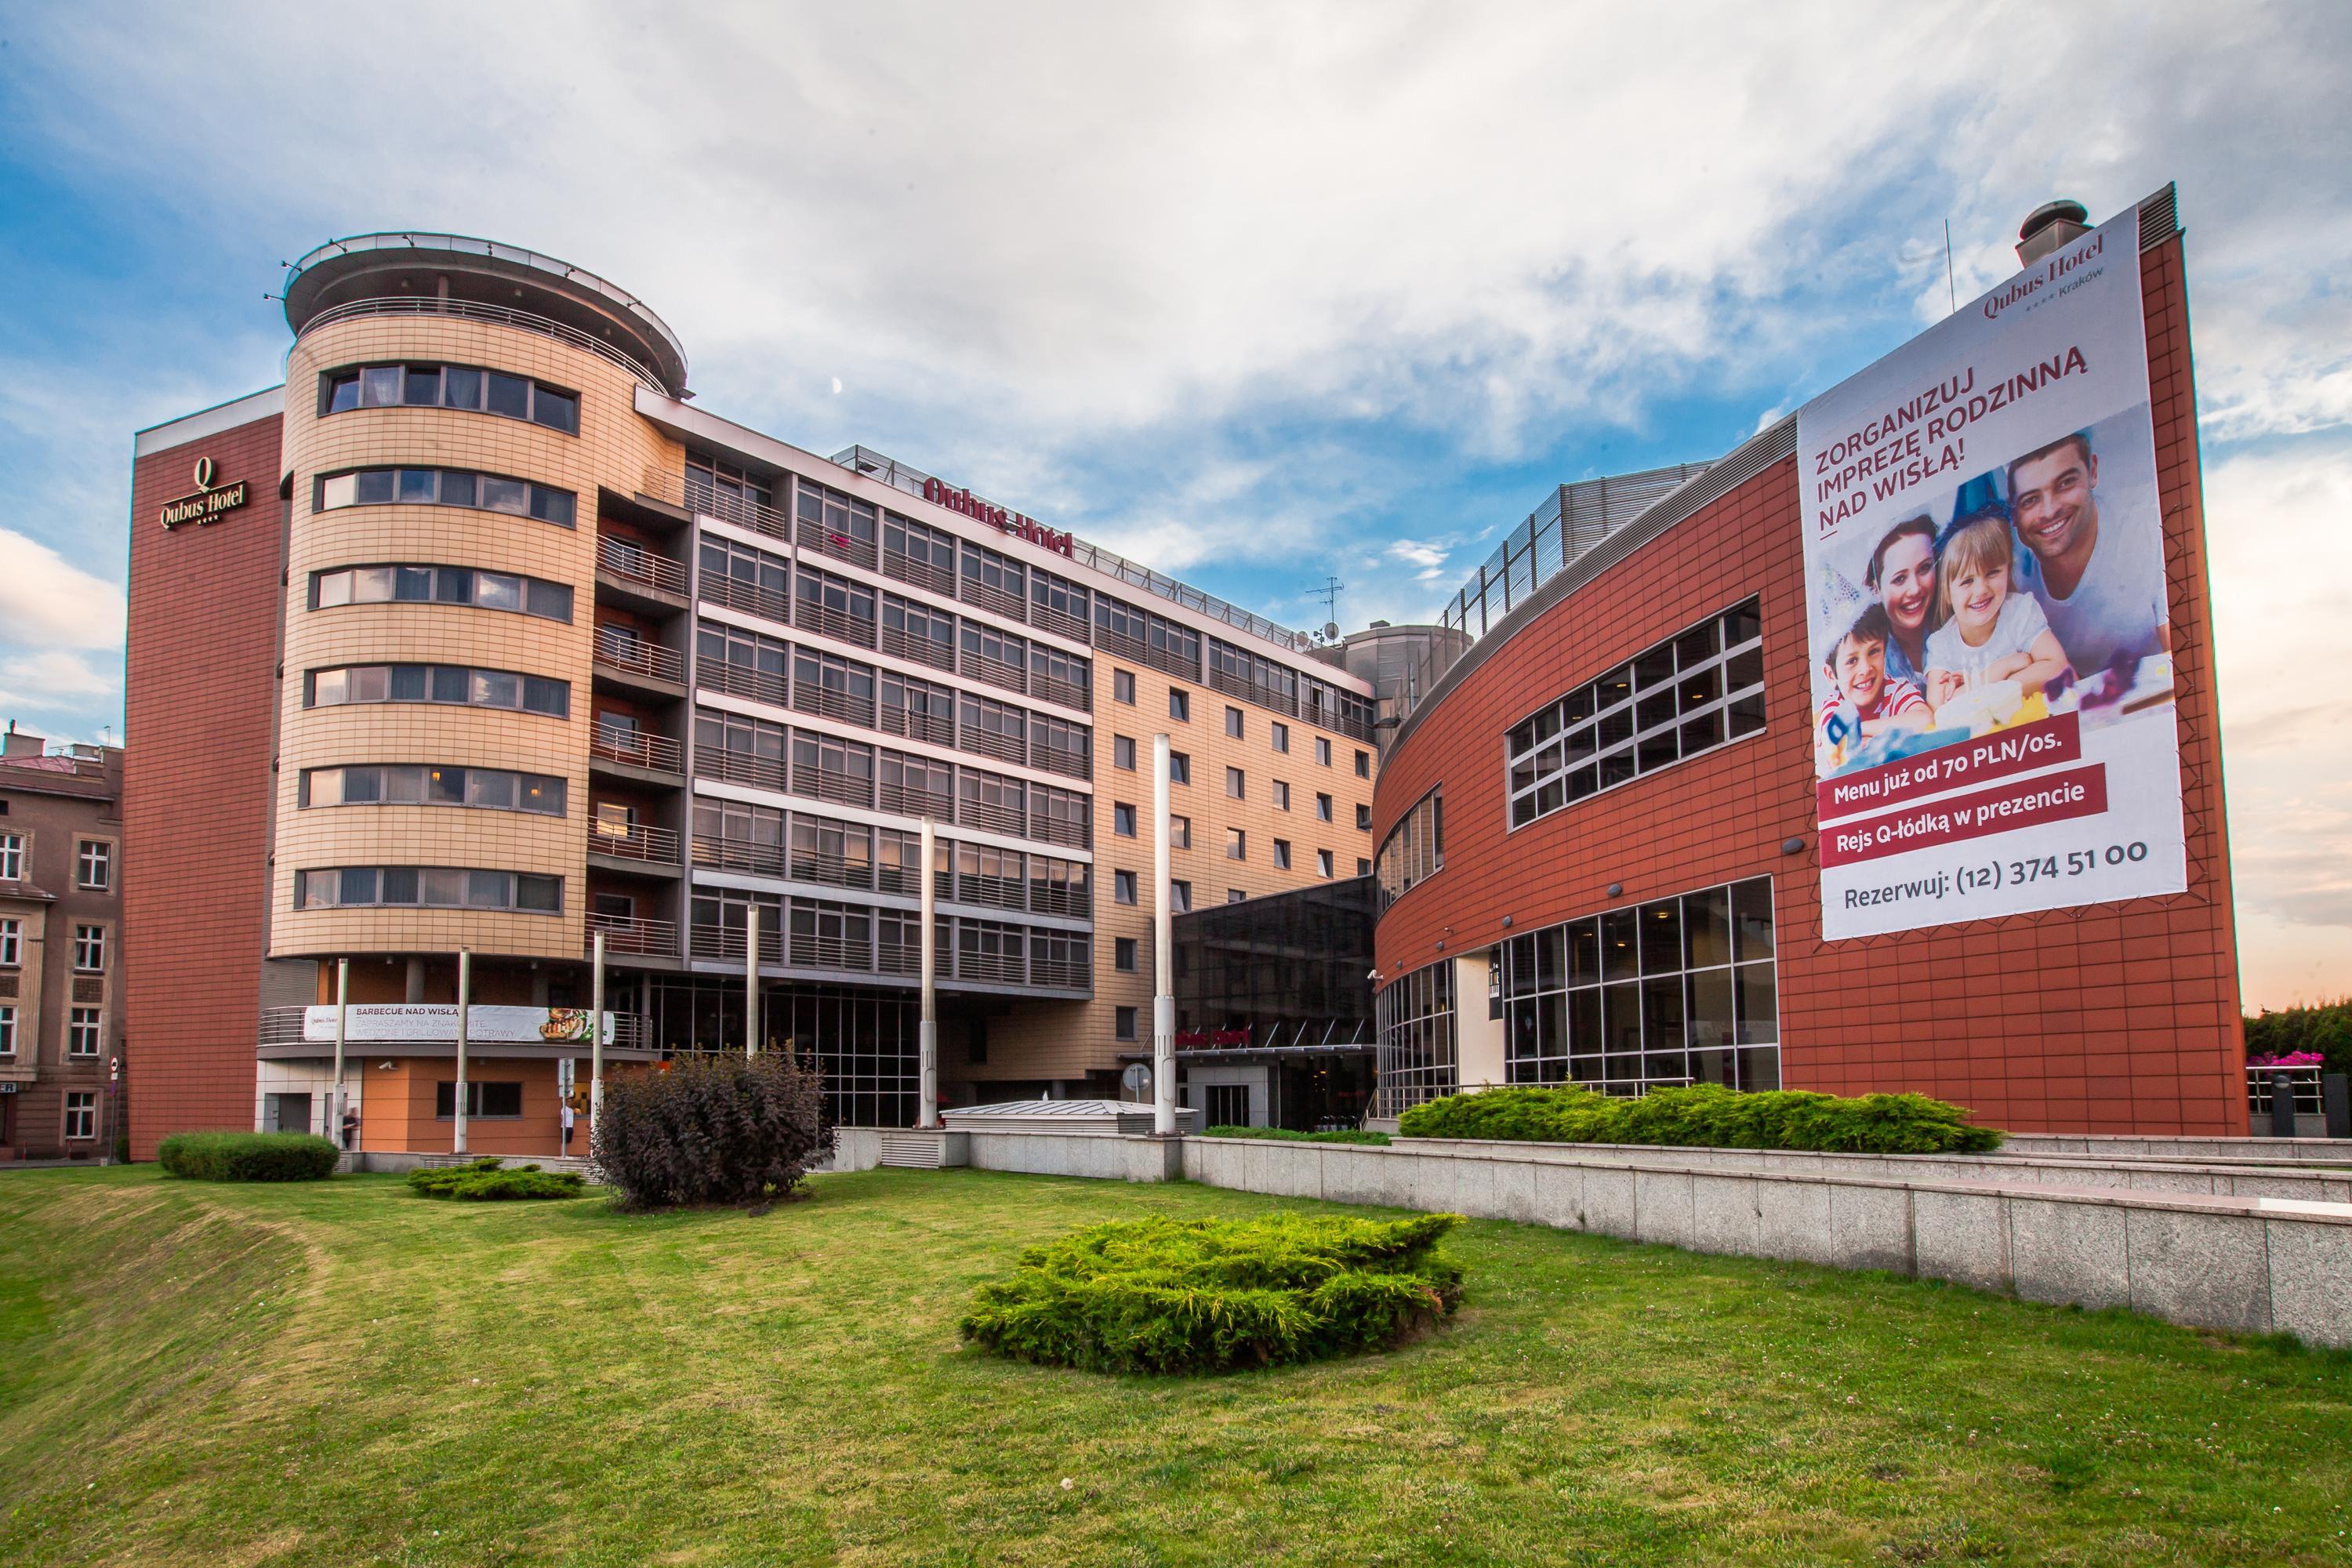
[1370,232,2245,1135]
[123,413,285,1158]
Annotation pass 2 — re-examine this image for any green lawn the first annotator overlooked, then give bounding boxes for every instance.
[2,1168,2349,1566]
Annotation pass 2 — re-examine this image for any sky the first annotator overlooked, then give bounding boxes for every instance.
[0,2,2347,1010]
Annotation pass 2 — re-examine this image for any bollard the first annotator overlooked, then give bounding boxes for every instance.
[2270,1070,2299,1138]
[2326,1073,2350,1141]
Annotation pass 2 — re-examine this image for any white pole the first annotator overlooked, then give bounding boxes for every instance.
[1152,733,1175,1136]
[919,816,938,1128]
[744,902,760,1057]
[332,957,349,1152]
[590,930,606,1142]
[453,949,471,1156]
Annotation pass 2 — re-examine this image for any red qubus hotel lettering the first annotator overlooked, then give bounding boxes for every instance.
[1818,713,2082,822]
[1820,763,2108,868]
[921,476,1073,557]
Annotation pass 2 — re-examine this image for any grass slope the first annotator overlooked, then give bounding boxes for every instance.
[0,1167,2347,1566]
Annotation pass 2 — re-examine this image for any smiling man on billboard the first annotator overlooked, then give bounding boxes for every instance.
[2008,430,2172,673]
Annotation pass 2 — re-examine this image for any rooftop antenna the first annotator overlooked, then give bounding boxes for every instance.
[1308,575,1345,641]
[1944,220,1958,315]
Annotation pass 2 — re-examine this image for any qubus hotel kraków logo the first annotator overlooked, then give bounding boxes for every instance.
[158,456,250,530]
[920,475,1073,557]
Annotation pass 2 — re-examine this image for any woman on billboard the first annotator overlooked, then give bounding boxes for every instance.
[1861,515,1941,685]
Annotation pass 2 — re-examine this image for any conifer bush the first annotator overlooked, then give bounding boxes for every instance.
[960,1211,1465,1374]
[407,1157,586,1201]
[593,1051,826,1209]
[1397,1083,2002,1153]
[155,1131,341,1181]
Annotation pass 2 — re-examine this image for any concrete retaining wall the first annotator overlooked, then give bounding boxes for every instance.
[2001,1132,2352,1166]
[341,1150,595,1176]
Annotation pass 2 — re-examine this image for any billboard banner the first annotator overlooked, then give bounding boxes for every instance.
[1798,206,2184,939]
[300,1004,614,1046]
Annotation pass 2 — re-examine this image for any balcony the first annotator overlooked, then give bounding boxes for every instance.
[882,545,955,597]
[791,683,877,729]
[699,572,790,627]
[593,630,686,696]
[595,535,688,613]
[589,913,678,958]
[789,928,874,972]
[879,619,956,672]
[301,296,666,390]
[590,728,684,780]
[1032,742,1090,782]
[959,575,1025,622]
[879,705,955,750]
[588,820,681,872]
[956,872,1025,912]
[697,658,789,709]
[956,946,1025,985]
[958,794,1025,838]
[1030,953,1091,990]
[801,523,877,574]
[695,747,787,793]
[960,648,1027,696]
[877,779,953,822]
[795,596,877,651]
[789,848,875,893]
[959,724,1025,770]
[674,470,791,542]
[790,764,875,811]
[1030,596,1090,644]
[688,921,784,965]
[692,834,786,878]
[1030,669,1089,712]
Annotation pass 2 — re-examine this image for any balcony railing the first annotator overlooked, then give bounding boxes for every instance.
[877,862,952,898]
[1032,742,1091,782]
[879,706,955,749]
[796,597,878,650]
[597,535,687,597]
[1030,953,1091,990]
[883,546,955,597]
[1029,670,1089,713]
[958,795,1025,837]
[594,632,684,684]
[699,572,790,626]
[678,472,791,540]
[789,849,874,892]
[591,728,683,775]
[1029,882,1091,920]
[878,779,953,821]
[589,821,681,864]
[880,620,956,671]
[694,747,787,793]
[1030,598,1090,644]
[688,921,784,964]
[956,873,1026,912]
[956,946,1025,985]
[789,929,873,971]
[791,765,874,811]
[801,524,877,573]
[960,577,1025,622]
[960,648,1027,695]
[590,913,677,957]
[959,724,1025,769]
[697,659,789,709]
[302,296,665,390]
[877,939,920,977]
[1029,811,1089,851]
[792,684,877,729]
[692,834,786,878]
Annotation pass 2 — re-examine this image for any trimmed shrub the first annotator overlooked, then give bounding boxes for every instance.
[960,1211,1465,1374]
[1397,1083,2004,1154]
[156,1131,341,1182]
[1200,1125,1392,1146]
[593,1051,826,1210]
[408,1157,586,1201]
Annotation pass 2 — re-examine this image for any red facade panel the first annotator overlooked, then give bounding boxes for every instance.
[1371,234,2243,1135]
[123,415,285,1157]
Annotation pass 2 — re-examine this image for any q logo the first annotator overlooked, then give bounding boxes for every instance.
[193,456,217,490]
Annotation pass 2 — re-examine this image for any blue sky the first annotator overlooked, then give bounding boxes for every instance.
[2,2,2348,1007]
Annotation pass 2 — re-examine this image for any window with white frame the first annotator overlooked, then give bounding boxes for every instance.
[64,1091,96,1140]
[1316,849,1334,877]
[1376,787,1443,913]
[77,840,111,890]
[72,924,104,971]
[67,1007,101,1057]
[1506,598,1765,829]
[0,832,20,880]
[0,1004,15,1054]
[1316,737,1332,766]
[0,916,18,966]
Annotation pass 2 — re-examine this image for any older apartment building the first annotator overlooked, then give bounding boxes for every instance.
[122,233,1375,1159]
[0,728,125,1160]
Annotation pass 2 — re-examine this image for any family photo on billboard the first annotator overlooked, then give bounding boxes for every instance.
[1798,207,2188,939]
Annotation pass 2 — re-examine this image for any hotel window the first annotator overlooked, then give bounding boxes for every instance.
[1507,598,1765,829]
[1115,937,1137,972]
[1316,737,1331,766]
[702,537,792,621]
[1170,815,1190,849]
[959,540,1026,608]
[437,1082,525,1120]
[314,467,575,528]
[67,1007,101,1058]
[1168,688,1190,722]
[1114,735,1137,771]
[72,925,104,971]
[882,510,956,583]
[1225,706,1244,739]
[793,648,878,728]
[1316,792,1333,822]
[77,840,111,890]
[321,361,579,434]
[1356,804,1373,831]
[1032,713,1088,782]
[1095,596,1200,681]
[1356,750,1370,778]
[1375,787,1443,913]
[1270,721,1289,753]
[1030,782,1089,850]
[795,733,877,809]
[1497,877,1778,1095]
[312,564,572,622]
[1226,767,1245,800]
[0,917,17,965]
[1168,752,1190,786]
[300,765,565,816]
[1116,1007,1138,1042]
[1358,857,1372,876]
[1113,669,1136,705]
[1273,781,1290,811]
[1029,856,1089,918]
[1273,839,1290,869]
[795,564,878,646]
[687,452,775,520]
[1030,644,1091,710]
[1374,960,1457,1116]
[1115,869,1138,906]
[1316,850,1333,877]
[64,1092,96,1142]
[306,664,568,719]
[0,1004,13,1054]
[1221,888,1243,904]
[1226,828,1246,860]
[294,867,563,913]
[1029,568,1092,641]
[802,483,881,561]
[0,833,23,880]
[1114,803,1137,837]
[1171,880,1192,913]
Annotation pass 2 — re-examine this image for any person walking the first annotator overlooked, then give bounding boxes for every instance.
[339,1104,360,1151]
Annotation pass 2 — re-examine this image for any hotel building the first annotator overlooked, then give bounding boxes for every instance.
[123,234,1375,1159]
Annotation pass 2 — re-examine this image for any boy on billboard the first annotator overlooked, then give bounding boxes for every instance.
[2008,431,2170,673]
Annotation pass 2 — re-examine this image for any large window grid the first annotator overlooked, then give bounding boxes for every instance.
[958,691,1028,768]
[1506,598,1765,829]
[879,750,956,822]
[1374,788,1443,913]
[1029,644,1091,712]
[956,843,1026,911]
[698,536,790,623]
[1094,595,1200,681]
[797,481,878,571]
[960,623,1028,695]
[880,673,958,749]
[696,622,789,707]
[795,564,877,649]
[1498,877,1778,1094]
[883,513,957,594]
[1374,960,1457,1117]
[791,648,877,728]
[1029,782,1090,851]
[314,466,574,528]
[693,710,786,792]
[790,816,875,891]
[790,733,874,810]
[1030,713,1091,780]
[311,564,572,622]
[321,361,579,434]
[1029,568,1091,642]
[959,541,1027,620]
[880,594,956,671]
[687,452,785,537]
[692,798,786,877]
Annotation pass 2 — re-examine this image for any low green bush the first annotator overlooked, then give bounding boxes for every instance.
[960,1211,1464,1374]
[155,1131,341,1182]
[407,1157,586,1201]
[1397,1083,2003,1154]
[1200,1125,1392,1145]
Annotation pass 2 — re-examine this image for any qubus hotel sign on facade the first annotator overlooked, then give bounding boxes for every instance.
[157,456,250,530]
[1798,206,2186,939]
[921,475,1074,557]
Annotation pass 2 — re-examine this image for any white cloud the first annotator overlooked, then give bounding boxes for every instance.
[0,528,126,650]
